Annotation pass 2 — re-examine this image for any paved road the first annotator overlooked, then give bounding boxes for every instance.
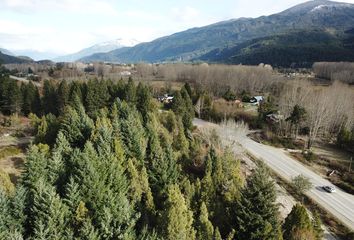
[194,119,354,231]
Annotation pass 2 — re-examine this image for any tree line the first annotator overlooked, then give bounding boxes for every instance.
[0,70,324,239]
[313,62,354,84]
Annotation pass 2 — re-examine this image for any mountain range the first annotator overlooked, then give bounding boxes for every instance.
[0,50,33,64]
[81,0,354,67]
[53,38,140,62]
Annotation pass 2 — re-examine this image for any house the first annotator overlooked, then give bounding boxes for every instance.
[120,71,132,76]
[157,94,174,103]
[249,96,264,105]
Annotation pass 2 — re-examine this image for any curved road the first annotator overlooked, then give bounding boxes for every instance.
[194,119,354,231]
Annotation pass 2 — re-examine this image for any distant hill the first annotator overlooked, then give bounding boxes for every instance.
[0,48,15,56]
[0,51,33,64]
[54,38,140,62]
[11,50,59,61]
[81,0,354,67]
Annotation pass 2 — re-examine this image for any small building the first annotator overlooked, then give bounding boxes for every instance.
[157,94,174,103]
[120,71,132,76]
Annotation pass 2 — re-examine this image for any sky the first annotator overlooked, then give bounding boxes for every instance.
[1,0,354,56]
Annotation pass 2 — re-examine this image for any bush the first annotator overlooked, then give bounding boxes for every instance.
[302,150,317,162]
[0,146,22,159]
[223,88,237,101]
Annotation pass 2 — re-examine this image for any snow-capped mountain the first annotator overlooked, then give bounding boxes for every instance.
[53,38,140,62]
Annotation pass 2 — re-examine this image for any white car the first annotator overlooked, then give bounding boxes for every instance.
[322,185,336,193]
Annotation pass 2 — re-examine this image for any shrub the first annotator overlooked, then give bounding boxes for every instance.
[302,150,317,162]
[0,146,22,159]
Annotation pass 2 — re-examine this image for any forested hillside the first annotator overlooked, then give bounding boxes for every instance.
[81,0,354,66]
[0,67,324,239]
[199,30,354,67]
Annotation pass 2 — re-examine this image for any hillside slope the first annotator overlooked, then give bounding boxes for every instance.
[81,0,354,65]
[0,51,33,64]
[199,29,354,67]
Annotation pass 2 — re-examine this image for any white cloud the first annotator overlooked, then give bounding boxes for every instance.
[0,0,118,15]
[0,19,97,53]
[171,6,200,22]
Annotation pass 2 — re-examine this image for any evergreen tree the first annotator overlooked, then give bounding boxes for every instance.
[145,114,180,196]
[42,80,58,115]
[0,79,22,115]
[119,102,147,163]
[0,186,26,239]
[84,79,109,118]
[21,81,37,115]
[171,88,194,130]
[57,80,70,114]
[69,141,137,239]
[164,184,195,240]
[124,77,136,103]
[60,105,94,148]
[32,87,42,116]
[136,83,154,122]
[68,81,83,105]
[21,144,50,192]
[197,202,214,240]
[283,204,316,240]
[235,163,281,240]
[30,179,69,239]
[286,105,306,138]
[180,87,195,130]
[214,227,222,240]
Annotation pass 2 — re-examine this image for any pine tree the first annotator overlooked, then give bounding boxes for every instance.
[69,142,137,239]
[119,103,147,163]
[21,144,50,191]
[283,204,316,240]
[124,77,136,103]
[60,105,94,148]
[32,87,42,116]
[57,80,70,114]
[68,81,83,105]
[145,114,180,196]
[84,79,109,118]
[235,162,281,240]
[180,87,195,130]
[197,202,214,240]
[136,83,154,122]
[21,81,37,116]
[0,189,12,239]
[42,80,58,115]
[164,184,195,240]
[30,179,69,239]
[0,79,22,115]
[214,227,222,240]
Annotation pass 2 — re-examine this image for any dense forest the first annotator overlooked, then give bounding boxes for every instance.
[0,64,326,239]
[199,30,354,68]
